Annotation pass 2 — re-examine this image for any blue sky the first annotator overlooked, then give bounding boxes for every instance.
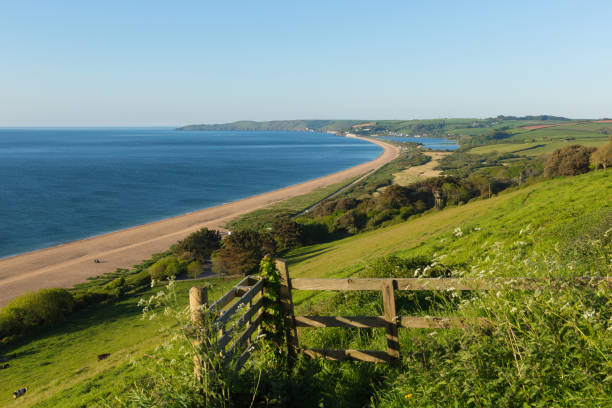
[1,0,610,126]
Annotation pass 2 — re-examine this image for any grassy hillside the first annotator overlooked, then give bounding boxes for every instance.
[286,170,610,299]
[279,170,611,407]
[176,116,599,138]
[3,169,609,407]
[467,121,611,156]
[0,278,239,407]
[177,120,364,132]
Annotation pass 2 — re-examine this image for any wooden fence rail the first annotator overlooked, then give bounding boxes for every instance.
[190,263,611,368]
[278,260,611,363]
[189,275,265,373]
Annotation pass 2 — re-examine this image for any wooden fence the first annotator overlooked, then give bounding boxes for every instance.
[276,259,612,363]
[189,275,265,372]
[190,261,611,366]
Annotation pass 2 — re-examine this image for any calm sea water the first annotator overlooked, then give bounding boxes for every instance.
[0,128,381,258]
[375,136,459,150]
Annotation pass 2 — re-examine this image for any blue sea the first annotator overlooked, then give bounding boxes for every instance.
[0,128,381,258]
[375,136,459,150]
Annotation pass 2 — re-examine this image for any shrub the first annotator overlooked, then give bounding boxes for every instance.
[72,291,113,310]
[272,219,306,251]
[544,144,596,177]
[214,230,276,275]
[333,210,367,235]
[299,221,331,244]
[103,276,125,291]
[125,270,151,287]
[174,228,222,262]
[590,134,612,170]
[148,256,188,280]
[0,288,74,340]
[187,260,202,279]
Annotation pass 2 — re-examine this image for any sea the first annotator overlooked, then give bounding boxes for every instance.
[0,128,381,258]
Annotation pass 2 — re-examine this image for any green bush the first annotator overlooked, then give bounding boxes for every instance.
[174,228,222,262]
[545,144,596,177]
[72,291,113,310]
[0,288,74,341]
[187,260,202,279]
[148,256,188,280]
[214,230,276,275]
[124,269,151,287]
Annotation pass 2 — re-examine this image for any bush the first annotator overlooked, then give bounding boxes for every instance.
[72,291,113,310]
[187,260,202,279]
[214,230,276,275]
[590,134,612,170]
[273,219,306,251]
[544,145,596,177]
[0,288,74,341]
[174,228,222,262]
[124,269,151,287]
[333,210,367,235]
[148,256,188,280]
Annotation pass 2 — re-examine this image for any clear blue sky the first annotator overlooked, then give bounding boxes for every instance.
[1,0,610,126]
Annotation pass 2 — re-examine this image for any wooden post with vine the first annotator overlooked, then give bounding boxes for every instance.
[276,259,299,364]
[189,286,208,382]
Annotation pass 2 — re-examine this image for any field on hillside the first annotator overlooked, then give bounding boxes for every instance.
[0,278,239,407]
[3,163,610,406]
[467,121,610,156]
[287,170,610,288]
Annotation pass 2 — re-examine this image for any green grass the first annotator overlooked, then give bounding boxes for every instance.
[278,170,611,407]
[469,138,607,156]
[5,169,611,407]
[0,278,239,407]
[286,170,611,308]
[226,178,360,230]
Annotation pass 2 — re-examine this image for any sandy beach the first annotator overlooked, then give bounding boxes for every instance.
[0,136,399,306]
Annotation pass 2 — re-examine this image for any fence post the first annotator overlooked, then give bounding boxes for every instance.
[189,286,208,382]
[381,280,400,360]
[276,259,299,363]
[190,286,208,325]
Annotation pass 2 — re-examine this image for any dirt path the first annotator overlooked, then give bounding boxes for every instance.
[393,151,450,186]
[0,137,399,306]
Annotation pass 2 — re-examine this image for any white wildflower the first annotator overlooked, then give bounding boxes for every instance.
[583,310,596,321]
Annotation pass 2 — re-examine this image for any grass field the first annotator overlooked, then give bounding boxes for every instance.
[286,170,611,308]
[469,138,607,156]
[226,177,360,230]
[0,278,239,407]
[466,121,610,156]
[3,168,610,407]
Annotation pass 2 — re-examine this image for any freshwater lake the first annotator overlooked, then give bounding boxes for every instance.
[0,129,381,258]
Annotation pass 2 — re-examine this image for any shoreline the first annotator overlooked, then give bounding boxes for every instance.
[0,136,399,306]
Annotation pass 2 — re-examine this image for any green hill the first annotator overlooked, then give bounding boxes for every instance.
[3,169,609,407]
[176,120,364,132]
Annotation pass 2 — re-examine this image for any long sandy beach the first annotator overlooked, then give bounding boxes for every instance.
[0,136,399,306]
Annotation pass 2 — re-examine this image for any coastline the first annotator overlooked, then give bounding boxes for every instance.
[0,136,399,306]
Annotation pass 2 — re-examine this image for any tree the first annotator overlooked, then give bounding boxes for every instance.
[174,228,222,262]
[214,230,276,275]
[544,145,596,177]
[590,135,612,170]
[273,219,306,251]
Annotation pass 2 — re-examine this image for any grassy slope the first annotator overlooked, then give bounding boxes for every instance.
[286,170,611,308]
[226,177,359,230]
[3,170,609,407]
[468,122,610,156]
[280,170,610,407]
[0,278,238,408]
